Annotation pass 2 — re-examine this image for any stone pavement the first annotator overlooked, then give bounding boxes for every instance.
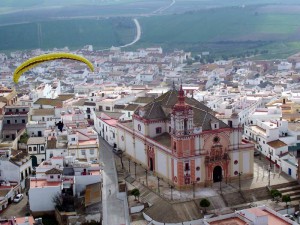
[116,154,295,202]
[114,153,299,222]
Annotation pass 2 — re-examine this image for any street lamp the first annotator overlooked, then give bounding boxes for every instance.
[157,177,160,193]
[238,172,243,191]
[128,158,131,173]
[268,150,272,187]
[192,181,196,198]
[145,168,148,186]
[134,162,137,178]
[169,184,174,200]
[219,175,223,194]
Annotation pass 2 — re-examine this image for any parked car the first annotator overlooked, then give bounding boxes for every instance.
[113,147,123,155]
[13,194,23,203]
[283,214,295,221]
[294,211,299,217]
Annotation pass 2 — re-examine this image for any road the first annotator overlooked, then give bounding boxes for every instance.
[119,18,141,48]
[0,194,29,219]
[100,137,128,225]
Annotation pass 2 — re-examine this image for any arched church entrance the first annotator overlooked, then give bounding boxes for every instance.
[213,166,222,182]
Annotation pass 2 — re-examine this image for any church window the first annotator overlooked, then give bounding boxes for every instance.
[196,177,200,181]
[29,147,32,152]
[213,136,220,143]
[173,142,176,151]
[214,124,217,129]
[234,160,238,165]
[234,171,238,175]
[33,147,37,151]
[196,166,200,171]
[138,124,141,131]
[184,119,188,134]
[169,126,171,133]
[156,127,162,134]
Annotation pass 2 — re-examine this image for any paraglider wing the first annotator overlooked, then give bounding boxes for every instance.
[13,52,94,83]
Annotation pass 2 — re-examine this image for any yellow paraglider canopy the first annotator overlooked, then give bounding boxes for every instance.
[13,52,94,83]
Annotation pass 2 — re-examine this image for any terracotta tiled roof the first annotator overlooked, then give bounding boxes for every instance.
[124,104,140,111]
[134,89,226,131]
[27,137,46,145]
[31,108,55,116]
[56,94,75,101]
[34,98,63,107]
[267,140,287,149]
[134,97,155,104]
[45,168,62,175]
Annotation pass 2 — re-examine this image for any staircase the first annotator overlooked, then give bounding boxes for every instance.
[275,182,300,201]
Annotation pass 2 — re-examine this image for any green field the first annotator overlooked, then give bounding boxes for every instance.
[0,18,135,51]
[2,1,300,59]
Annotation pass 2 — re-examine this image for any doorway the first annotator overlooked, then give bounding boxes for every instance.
[213,166,222,182]
[149,158,154,171]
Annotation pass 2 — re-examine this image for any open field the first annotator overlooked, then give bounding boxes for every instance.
[2,1,300,59]
[0,18,135,51]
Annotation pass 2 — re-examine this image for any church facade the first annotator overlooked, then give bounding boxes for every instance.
[116,86,254,188]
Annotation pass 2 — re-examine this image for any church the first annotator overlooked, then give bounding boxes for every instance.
[116,85,254,188]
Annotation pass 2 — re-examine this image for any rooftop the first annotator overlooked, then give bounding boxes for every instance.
[30,178,61,188]
[267,140,287,149]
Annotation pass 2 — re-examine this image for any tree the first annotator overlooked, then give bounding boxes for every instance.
[282,195,291,207]
[131,188,140,201]
[270,189,282,203]
[200,198,211,213]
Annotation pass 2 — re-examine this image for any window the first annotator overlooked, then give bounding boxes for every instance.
[214,124,217,129]
[50,175,54,179]
[23,109,25,112]
[138,124,141,131]
[22,119,25,123]
[169,126,171,133]
[185,163,190,171]
[90,149,94,155]
[234,160,238,165]
[29,147,32,151]
[128,112,130,117]
[58,175,60,179]
[213,136,220,143]
[71,138,75,141]
[33,147,37,151]
[196,166,200,171]
[7,120,10,124]
[81,150,86,155]
[173,142,176,151]
[15,120,17,123]
[106,106,110,110]
[5,135,9,139]
[40,146,44,151]
[156,127,162,134]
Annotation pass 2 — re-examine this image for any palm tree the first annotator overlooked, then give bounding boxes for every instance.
[200,198,211,214]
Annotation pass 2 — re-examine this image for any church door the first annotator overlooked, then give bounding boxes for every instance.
[31,155,38,167]
[213,166,222,182]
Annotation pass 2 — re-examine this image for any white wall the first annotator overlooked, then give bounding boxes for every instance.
[29,186,61,212]
[157,151,168,178]
[135,138,146,164]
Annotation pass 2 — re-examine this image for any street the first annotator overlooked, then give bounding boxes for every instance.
[0,194,29,219]
[100,137,128,225]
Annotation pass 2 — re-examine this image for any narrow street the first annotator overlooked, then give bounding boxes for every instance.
[100,137,128,225]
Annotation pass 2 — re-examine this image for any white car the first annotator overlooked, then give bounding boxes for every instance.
[13,194,23,203]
